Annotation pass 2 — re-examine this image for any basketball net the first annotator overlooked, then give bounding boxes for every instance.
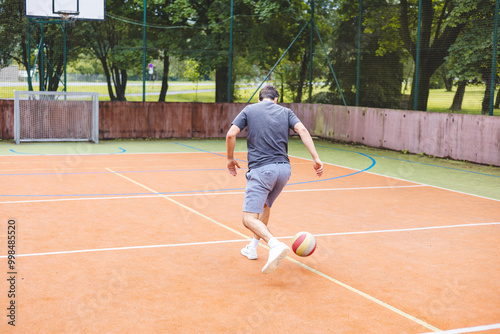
[60,12,77,28]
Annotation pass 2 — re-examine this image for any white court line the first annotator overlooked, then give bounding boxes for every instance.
[0,184,426,205]
[102,167,441,332]
[104,167,250,240]
[421,323,500,334]
[0,153,493,331]
[283,222,500,239]
[3,222,497,259]
[0,239,249,259]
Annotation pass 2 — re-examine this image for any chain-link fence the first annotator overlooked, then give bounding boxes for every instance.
[0,0,498,115]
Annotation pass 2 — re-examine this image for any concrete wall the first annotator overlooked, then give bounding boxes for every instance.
[1,100,499,166]
[286,103,500,167]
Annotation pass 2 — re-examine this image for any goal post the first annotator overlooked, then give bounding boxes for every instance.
[14,91,99,144]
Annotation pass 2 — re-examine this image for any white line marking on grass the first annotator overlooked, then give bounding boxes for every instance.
[421,323,500,334]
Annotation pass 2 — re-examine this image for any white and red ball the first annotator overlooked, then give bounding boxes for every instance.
[291,231,317,257]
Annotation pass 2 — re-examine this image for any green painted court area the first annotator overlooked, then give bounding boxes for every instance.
[1,138,498,201]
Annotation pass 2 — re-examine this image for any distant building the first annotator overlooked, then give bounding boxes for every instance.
[0,65,19,81]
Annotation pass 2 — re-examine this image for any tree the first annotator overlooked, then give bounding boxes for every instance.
[446,0,499,114]
[0,0,29,77]
[145,0,195,102]
[399,0,470,111]
[79,0,142,101]
[325,0,404,108]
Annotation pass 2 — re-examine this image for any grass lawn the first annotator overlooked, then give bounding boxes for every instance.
[410,85,500,116]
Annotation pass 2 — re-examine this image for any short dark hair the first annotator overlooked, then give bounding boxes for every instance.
[259,85,279,101]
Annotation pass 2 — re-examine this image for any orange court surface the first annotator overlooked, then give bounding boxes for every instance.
[0,139,499,333]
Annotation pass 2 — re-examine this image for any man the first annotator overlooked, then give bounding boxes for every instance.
[226,85,323,274]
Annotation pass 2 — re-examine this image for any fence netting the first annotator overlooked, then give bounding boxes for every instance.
[0,0,498,115]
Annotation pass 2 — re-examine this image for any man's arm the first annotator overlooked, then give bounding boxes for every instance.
[294,122,324,177]
[226,124,241,176]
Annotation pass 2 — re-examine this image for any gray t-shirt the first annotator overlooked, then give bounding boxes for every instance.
[231,100,301,169]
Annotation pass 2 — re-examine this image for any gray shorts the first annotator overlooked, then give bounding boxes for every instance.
[243,163,292,214]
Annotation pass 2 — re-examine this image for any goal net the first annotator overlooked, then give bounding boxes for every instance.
[14,91,99,144]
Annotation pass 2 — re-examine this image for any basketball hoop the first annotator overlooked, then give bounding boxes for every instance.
[57,10,79,27]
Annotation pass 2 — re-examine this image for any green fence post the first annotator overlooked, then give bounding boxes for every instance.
[63,22,67,92]
[413,0,422,111]
[490,0,499,116]
[27,19,33,91]
[308,0,314,103]
[356,0,362,107]
[228,0,234,102]
[142,0,147,102]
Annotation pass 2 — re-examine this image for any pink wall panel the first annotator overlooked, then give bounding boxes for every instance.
[1,100,498,166]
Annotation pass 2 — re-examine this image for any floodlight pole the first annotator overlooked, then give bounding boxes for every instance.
[142,0,147,102]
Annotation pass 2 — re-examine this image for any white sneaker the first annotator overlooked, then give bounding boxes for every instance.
[241,244,258,260]
[262,242,290,274]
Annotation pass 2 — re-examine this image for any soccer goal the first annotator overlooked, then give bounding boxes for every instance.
[14,91,99,144]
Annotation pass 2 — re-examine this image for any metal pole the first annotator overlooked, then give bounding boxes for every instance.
[308,0,314,102]
[356,0,362,106]
[142,0,146,102]
[63,22,67,92]
[228,0,234,102]
[413,0,422,110]
[40,22,45,91]
[489,0,500,116]
[27,19,33,91]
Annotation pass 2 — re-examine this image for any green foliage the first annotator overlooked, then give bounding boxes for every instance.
[325,1,404,108]
[446,0,498,80]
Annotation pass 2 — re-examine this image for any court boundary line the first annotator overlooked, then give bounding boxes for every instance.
[103,167,441,332]
[0,238,250,258]
[421,323,500,334]
[2,222,497,259]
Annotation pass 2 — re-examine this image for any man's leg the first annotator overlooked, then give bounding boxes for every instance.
[252,204,271,239]
[240,204,270,260]
[242,210,273,243]
[242,208,289,274]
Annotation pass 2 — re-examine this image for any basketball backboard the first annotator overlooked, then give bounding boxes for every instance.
[25,0,105,21]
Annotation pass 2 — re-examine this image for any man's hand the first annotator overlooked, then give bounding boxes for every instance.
[313,158,324,177]
[227,159,241,176]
